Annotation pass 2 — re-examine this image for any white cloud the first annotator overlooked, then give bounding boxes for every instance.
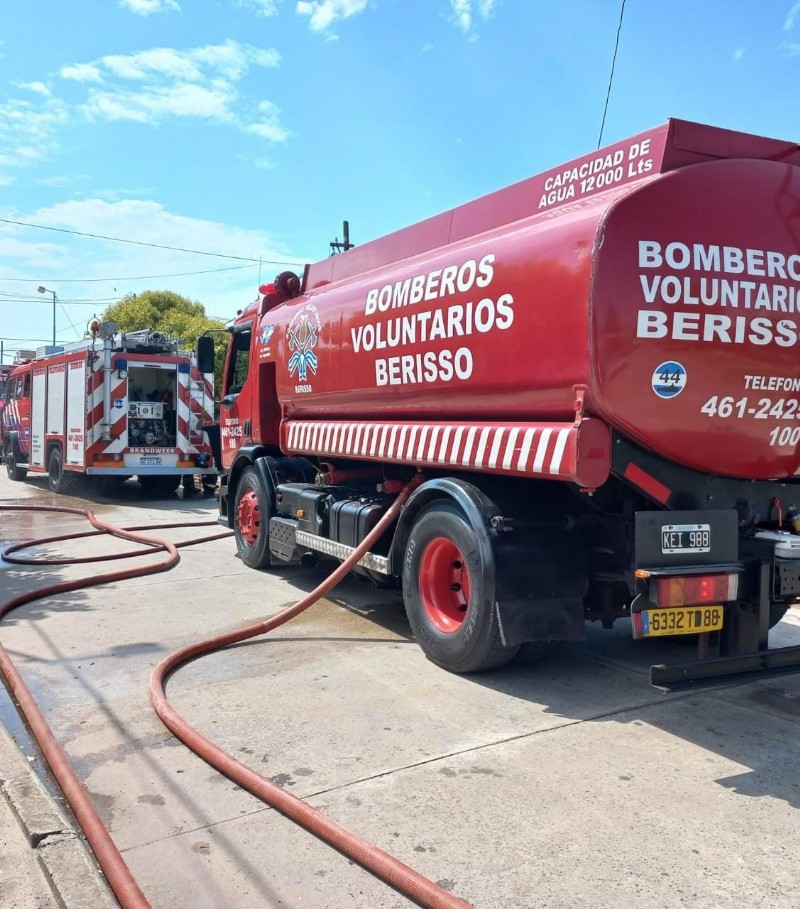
[21,82,53,97]
[0,39,287,186]
[83,83,234,123]
[119,0,181,16]
[60,63,104,83]
[0,97,69,179]
[63,41,285,141]
[239,0,282,15]
[0,199,308,342]
[785,1,800,30]
[733,46,745,62]
[245,99,291,141]
[449,0,496,39]
[295,0,368,32]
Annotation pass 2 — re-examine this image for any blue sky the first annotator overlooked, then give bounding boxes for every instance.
[1,0,800,357]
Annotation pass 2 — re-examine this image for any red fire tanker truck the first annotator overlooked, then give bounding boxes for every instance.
[199,119,800,686]
[3,323,215,494]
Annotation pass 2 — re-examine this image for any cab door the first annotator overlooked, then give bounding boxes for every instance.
[219,321,253,470]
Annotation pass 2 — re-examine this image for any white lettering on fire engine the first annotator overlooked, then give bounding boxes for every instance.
[359,256,514,388]
[636,239,800,348]
[364,254,495,315]
[537,139,654,210]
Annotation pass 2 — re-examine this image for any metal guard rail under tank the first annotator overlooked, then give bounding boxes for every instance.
[282,417,611,489]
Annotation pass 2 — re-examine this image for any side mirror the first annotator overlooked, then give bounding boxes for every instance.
[196,335,215,374]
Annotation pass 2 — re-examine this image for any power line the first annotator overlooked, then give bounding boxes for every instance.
[0,217,307,265]
[597,0,627,149]
[0,263,260,283]
[0,294,119,304]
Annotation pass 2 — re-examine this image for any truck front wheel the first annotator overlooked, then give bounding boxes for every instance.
[234,467,272,569]
[5,445,26,481]
[402,502,519,673]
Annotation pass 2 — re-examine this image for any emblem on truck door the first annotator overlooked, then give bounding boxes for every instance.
[287,304,322,386]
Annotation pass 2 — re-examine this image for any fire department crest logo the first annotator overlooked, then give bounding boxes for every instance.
[287,304,321,383]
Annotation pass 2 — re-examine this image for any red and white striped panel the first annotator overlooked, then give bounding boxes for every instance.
[190,364,215,428]
[86,365,105,447]
[282,419,610,488]
[176,369,191,450]
[100,373,130,453]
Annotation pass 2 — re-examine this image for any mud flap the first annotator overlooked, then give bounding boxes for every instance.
[495,598,585,647]
[493,524,588,645]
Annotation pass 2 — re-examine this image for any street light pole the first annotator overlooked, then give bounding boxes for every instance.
[37,285,56,346]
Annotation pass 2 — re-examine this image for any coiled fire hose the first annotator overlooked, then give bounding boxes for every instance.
[0,490,473,909]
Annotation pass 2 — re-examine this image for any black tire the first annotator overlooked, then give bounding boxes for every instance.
[233,467,272,569]
[5,445,26,481]
[139,475,178,497]
[48,447,84,495]
[768,599,794,628]
[402,502,518,673]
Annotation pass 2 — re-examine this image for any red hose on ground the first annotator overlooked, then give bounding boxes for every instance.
[149,480,473,909]
[1,493,474,908]
[0,503,179,909]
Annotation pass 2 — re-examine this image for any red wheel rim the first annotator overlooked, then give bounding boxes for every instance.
[237,488,261,544]
[418,537,471,633]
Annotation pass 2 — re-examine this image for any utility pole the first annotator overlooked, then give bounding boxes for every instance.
[329,221,354,256]
[37,285,57,346]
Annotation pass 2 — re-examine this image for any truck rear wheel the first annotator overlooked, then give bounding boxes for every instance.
[234,467,272,569]
[402,502,519,673]
[48,448,83,495]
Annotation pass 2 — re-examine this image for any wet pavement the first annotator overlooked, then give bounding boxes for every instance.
[1,471,800,908]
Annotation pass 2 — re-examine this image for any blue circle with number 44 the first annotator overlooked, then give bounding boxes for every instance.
[651,361,687,398]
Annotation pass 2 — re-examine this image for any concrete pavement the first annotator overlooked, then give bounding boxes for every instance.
[1,471,800,908]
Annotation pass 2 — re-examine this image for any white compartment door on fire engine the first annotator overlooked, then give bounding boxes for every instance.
[47,364,66,437]
[66,360,87,466]
[30,367,46,467]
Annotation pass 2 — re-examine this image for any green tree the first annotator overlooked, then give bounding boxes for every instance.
[100,290,226,393]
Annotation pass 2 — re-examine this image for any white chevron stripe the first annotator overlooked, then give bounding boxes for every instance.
[549,428,571,473]
[488,428,505,469]
[502,428,520,470]
[426,426,441,461]
[462,426,477,466]
[533,428,552,473]
[438,426,452,462]
[517,428,536,471]
[474,426,491,467]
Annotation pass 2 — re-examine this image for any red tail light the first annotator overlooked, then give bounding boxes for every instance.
[654,574,738,607]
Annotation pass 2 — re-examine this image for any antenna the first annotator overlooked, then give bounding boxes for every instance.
[329,220,354,256]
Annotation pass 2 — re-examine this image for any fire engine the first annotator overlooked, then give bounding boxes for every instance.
[198,119,800,686]
[2,322,216,495]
